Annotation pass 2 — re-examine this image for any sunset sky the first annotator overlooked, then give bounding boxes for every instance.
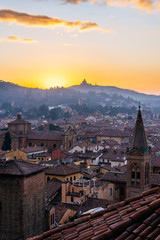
[0,0,160,94]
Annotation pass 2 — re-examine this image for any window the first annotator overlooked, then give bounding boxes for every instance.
[29,142,32,147]
[131,166,135,184]
[41,143,44,147]
[53,144,57,148]
[74,176,76,180]
[109,188,112,196]
[136,168,140,184]
[120,187,124,196]
[50,214,54,225]
[0,202,2,211]
[70,177,72,181]
[47,177,50,182]
[131,165,141,185]
[71,197,74,202]
[69,140,72,149]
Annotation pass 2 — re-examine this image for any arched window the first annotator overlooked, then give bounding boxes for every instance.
[69,140,72,149]
[136,167,140,185]
[131,165,135,185]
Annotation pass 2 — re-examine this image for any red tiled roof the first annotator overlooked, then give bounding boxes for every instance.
[101,171,127,183]
[45,178,62,200]
[97,129,130,138]
[0,160,46,176]
[27,131,63,141]
[45,163,81,176]
[20,146,46,153]
[27,187,160,240]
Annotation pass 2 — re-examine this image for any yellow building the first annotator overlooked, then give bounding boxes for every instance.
[5,146,47,164]
[45,163,82,183]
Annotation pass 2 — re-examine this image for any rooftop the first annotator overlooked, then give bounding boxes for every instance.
[20,146,46,154]
[27,131,62,141]
[0,160,46,176]
[27,186,160,240]
[45,163,81,176]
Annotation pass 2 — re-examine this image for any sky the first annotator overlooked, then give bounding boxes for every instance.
[0,0,160,94]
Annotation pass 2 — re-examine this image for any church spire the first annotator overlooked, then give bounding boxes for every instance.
[132,105,148,153]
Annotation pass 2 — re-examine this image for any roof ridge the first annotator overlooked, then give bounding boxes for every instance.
[13,160,25,175]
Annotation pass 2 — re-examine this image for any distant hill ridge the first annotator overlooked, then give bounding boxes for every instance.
[0,79,160,108]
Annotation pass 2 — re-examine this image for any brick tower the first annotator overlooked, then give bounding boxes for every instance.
[126,106,151,198]
[0,160,46,240]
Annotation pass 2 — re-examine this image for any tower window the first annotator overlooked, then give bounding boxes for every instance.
[136,168,140,184]
[131,166,135,185]
[109,188,112,196]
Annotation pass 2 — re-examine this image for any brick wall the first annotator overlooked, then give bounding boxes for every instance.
[0,171,46,240]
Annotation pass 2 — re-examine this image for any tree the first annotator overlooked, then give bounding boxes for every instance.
[49,107,63,120]
[38,105,49,118]
[2,132,11,151]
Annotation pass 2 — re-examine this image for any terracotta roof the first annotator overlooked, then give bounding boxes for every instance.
[101,171,127,183]
[27,131,62,141]
[45,178,62,200]
[54,198,111,223]
[27,187,160,240]
[45,163,81,176]
[97,129,130,138]
[20,146,46,153]
[0,160,46,176]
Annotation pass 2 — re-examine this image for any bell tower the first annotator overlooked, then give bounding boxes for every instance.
[126,106,151,198]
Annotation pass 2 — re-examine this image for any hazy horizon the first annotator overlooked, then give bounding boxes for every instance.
[1,79,160,96]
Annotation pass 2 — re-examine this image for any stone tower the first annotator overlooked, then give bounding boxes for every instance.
[126,106,151,198]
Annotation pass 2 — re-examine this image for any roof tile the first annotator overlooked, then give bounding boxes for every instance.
[139,226,152,238]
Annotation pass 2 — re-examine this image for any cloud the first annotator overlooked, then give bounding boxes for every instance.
[0,9,110,32]
[22,38,37,43]
[8,35,20,41]
[59,0,158,10]
[105,0,155,10]
[0,35,37,43]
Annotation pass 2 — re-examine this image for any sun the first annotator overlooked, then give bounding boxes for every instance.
[44,76,67,89]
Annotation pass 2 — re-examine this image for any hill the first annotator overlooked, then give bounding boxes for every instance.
[0,80,160,109]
